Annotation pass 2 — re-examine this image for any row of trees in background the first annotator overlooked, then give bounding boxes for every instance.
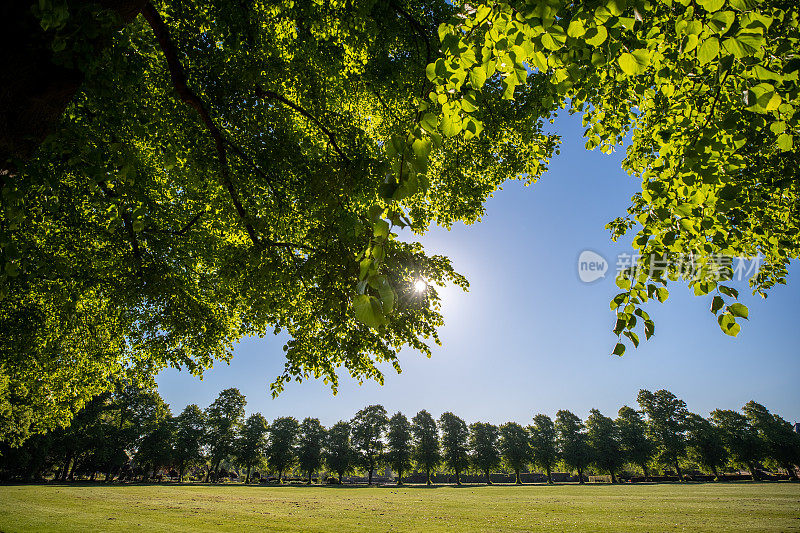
[1,388,798,484]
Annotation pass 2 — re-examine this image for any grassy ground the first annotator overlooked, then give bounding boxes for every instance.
[1,482,798,532]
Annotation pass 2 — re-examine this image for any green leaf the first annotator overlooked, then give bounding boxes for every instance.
[697,0,725,12]
[698,37,720,64]
[584,26,608,46]
[777,134,793,151]
[623,330,640,348]
[612,342,626,356]
[567,20,586,38]
[373,220,389,239]
[353,295,386,329]
[618,49,650,75]
[440,112,462,137]
[718,285,739,298]
[717,313,741,336]
[728,302,749,319]
[469,65,487,88]
[710,295,724,314]
[655,287,669,302]
[420,113,438,134]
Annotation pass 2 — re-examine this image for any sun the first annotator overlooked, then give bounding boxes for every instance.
[413,279,427,293]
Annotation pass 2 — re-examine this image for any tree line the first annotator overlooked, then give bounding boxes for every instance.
[1,387,797,484]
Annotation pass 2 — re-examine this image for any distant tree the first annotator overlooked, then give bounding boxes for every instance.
[325,421,353,483]
[411,410,440,485]
[297,418,326,484]
[685,413,727,480]
[204,388,246,482]
[100,386,171,481]
[174,404,206,482]
[351,405,388,485]
[136,416,176,480]
[385,412,413,485]
[439,412,470,485]
[530,414,558,484]
[267,417,299,482]
[555,410,591,484]
[469,422,500,484]
[743,401,800,480]
[637,389,688,478]
[499,422,530,485]
[710,409,763,480]
[586,409,623,483]
[615,406,655,480]
[237,413,269,484]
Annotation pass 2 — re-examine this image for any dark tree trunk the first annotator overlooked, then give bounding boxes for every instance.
[577,467,584,484]
[641,463,650,481]
[60,454,73,481]
[675,460,684,481]
[338,472,343,484]
[426,467,432,486]
[515,469,521,485]
[367,466,373,485]
[307,470,313,484]
[246,465,251,484]
[485,470,491,485]
[747,462,759,481]
[546,465,553,484]
[455,469,461,486]
[610,470,618,484]
[0,0,147,170]
[397,469,403,485]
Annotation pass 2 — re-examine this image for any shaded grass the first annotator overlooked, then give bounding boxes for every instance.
[1,482,799,532]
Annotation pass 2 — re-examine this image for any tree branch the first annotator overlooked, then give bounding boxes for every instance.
[98,181,143,274]
[255,86,350,164]
[142,2,262,248]
[389,0,431,65]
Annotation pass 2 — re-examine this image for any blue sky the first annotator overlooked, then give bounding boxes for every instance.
[157,113,800,426]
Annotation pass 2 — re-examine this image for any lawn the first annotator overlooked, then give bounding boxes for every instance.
[1,482,798,532]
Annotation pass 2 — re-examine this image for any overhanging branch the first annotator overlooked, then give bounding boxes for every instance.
[142,2,262,248]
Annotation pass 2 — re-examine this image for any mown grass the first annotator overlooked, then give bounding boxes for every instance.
[1,482,798,532]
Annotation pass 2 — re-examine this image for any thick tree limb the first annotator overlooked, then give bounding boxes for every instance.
[142,2,263,248]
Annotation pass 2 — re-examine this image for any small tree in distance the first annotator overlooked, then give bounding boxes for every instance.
[637,389,688,479]
[685,413,727,480]
[297,418,326,484]
[586,409,623,483]
[411,410,440,485]
[710,409,763,481]
[351,405,388,485]
[439,412,470,486]
[267,417,299,482]
[499,422,530,485]
[555,410,591,484]
[530,414,558,484]
[469,422,501,484]
[204,388,246,482]
[616,406,654,481]
[236,413,268,484]
[386,412,413,485]
[173,404,206,482]
[325,421,353,484]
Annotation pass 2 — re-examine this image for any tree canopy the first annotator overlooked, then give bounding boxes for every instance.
[2,0,798,446]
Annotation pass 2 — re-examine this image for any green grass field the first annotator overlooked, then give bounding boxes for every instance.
[1,482,798,532]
